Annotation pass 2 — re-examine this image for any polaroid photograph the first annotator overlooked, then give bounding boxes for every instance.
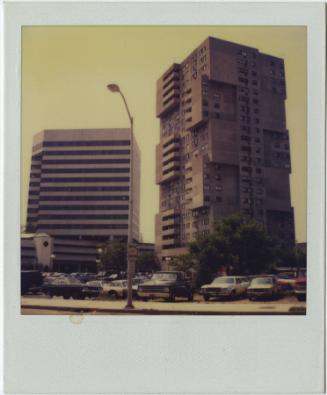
[3,1,325,394]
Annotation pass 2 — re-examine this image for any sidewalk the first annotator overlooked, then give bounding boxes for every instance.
[21,297,306,315]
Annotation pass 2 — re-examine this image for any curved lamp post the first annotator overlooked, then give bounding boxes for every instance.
[107,83,134,309]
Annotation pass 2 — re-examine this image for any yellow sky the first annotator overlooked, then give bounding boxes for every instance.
[21,26,307,243]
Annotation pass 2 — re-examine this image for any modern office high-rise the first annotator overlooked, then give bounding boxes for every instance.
[155,36,295,268]
[26,128,140,271]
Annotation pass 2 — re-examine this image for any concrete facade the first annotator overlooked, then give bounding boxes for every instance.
[155,37,295,268]
[25,128,140,272]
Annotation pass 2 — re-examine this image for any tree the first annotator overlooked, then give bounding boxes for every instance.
[274,243,307,273]
[135,251,160,273]
[97,240,127,274]
[173,213,279,287]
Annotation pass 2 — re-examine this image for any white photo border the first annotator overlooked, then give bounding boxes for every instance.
[3,2,325,394]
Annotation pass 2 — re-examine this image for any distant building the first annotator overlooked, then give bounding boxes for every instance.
[25,128,140,272]
[155,36,295,268]
[21,233,100,273]
[137,242,155,255]
[296,242,307,254]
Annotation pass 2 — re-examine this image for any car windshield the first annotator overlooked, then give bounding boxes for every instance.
[151,272,178,281]
[86,281,101,286]
[112,281,126,287]
[251,277,273,285]
[213,277,235,284]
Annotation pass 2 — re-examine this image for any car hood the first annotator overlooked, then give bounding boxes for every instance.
[141,280,176,286]
[248,284,273,290]
[201,283,234,289]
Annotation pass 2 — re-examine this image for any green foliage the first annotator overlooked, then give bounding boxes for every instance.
[274,243,307,271]
[135,251,160,273]
[97,240,127,273]
[173,212,279,287]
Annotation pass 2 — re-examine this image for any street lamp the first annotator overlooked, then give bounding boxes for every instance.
[107,83,135,309]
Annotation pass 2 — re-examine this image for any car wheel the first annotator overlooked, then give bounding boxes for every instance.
[63,295,70,300]
[231,291,236,300]
[169,290,176,302]
[203,294,210,302]
[108,291,119,300]
[188,292,194,302]
[249,296,255,301]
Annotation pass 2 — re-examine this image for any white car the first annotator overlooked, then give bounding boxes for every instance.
[106,280,140,299]
[201,276,250,301]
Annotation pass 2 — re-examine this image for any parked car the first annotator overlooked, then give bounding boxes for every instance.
[277,272,298,291]
[105,280,139,299]
[137,271,194,302]
[81,280,105,299]
[294,276,307,301]
[200,276,250,301]
[42,276,85,299]
[247,276,282,300]
[21,270,43,295]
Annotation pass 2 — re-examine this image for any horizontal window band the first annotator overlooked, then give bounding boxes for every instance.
[40,177,130,183]
[42,168,130,174]
[39,186,129,192]
[42,140,130,147]
[38,224,129,229]
[36,196,129,201]
[33,150,130,157]
[52,259,96,265]
[33,205,129,211]
[54,244,96,249]
[54,251,98,257]
[37,214,128,220]
[42,159,130,165]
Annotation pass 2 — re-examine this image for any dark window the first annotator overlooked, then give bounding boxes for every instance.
[54,251,96,257]
[43,140,130,147]
[42,159,130,165]
[38,214,128,220]
[42,150,130,156]
[39,195,129,201]
[38,205,129,211]
[40,186,129,192]
[42,168,130,174]
[38,224,128,229]
[40,177,129,183]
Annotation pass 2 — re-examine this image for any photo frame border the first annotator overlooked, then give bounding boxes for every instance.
[3,2,326,394]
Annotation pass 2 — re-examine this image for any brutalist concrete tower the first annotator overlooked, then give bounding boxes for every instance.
[155,36,295,268]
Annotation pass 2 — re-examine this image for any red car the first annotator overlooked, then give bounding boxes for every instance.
[294,276,307,301]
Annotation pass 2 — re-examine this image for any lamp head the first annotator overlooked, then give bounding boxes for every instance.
[107,84,120,93]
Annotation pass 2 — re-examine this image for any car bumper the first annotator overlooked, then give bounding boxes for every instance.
[138,291,169,298]
[82,290,101,297]
[247,291,274,297]
[202,290,233,297]
[294,290,306,296]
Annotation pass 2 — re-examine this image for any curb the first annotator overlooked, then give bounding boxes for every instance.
[21,304,306,315]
